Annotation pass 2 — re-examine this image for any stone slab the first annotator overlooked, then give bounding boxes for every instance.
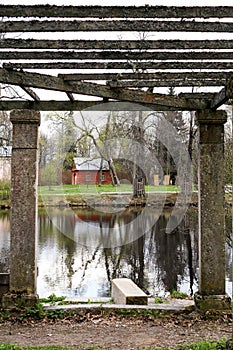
[43,298,194,312]
[111,278,148,305]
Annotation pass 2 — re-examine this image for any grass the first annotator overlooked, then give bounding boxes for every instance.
[39,293,66,305]
[174,339,227,349]
[0,339,229,350]
[0,182,197,207]
[0,180,11,207]
[170,290,189,300]
[139,339,228,349]
[37,184,181,206]
[154,296,164,304]
[39,183,180,195]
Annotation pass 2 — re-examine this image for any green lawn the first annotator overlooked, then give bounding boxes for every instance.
[39,184,180,195]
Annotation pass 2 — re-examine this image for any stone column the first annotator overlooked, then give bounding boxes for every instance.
[194,110,231,311]
[2,110,40,308]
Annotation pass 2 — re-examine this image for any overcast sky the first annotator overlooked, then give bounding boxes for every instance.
[2,0,233,6]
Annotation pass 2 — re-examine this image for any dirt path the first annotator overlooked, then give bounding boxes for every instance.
[0,311,232,349]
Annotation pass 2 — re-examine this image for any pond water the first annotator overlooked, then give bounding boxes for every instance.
[0,207,232,298]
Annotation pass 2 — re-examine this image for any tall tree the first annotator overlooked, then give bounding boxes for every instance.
[43,111,77,166]
[74,111,121,186]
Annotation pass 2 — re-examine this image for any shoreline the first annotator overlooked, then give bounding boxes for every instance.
[0,191,199,209]
[1,191,232,210]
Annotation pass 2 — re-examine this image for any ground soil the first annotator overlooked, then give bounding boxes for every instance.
[0,310,232,349]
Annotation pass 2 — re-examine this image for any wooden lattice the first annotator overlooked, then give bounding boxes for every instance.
[0,5,233,111]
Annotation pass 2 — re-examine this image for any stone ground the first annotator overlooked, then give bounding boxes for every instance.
[0,300,232,349]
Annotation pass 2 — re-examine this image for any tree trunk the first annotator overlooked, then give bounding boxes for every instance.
[133,111,145,197]
[108,158,120,186]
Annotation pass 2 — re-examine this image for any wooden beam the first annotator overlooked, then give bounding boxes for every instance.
[2,51,233,60]
[0,99,210,112]
[3,39,233,50]
[1,20,233,33]
[1,5,233,18]
[210,76,233,109]
[4,61,233,71]
[66,92,75,101]
[20,86,40,101]
[179,92,215,100]
[60,72,230,81]
[0,100,106,111]
[0,68,208,110]
[210,88,229,109]
[107,80,225,88]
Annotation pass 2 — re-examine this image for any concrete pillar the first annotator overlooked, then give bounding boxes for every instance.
[2,110,40,308]
[194,110,231,311]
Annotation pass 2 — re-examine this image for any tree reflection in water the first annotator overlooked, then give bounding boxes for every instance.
[37,206,201,298]
[0,209,10,273]
[0,206,231,298]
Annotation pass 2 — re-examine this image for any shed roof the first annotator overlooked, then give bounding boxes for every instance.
[73,157,109,171]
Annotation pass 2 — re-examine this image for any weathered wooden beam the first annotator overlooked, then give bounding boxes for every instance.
[66,92,75,102]
[0,5,233,19]
[0,68,208,110]
[2,51,233,61]
[1,20,233,33]
[0,100,105,111]
[107,80,225,88]
[210,88,229,109]
[20,86,40,101]
[4,61,233,71]
[3,39,233,50]
[179,92,215,100]
[60,72,230,81]
[210,76,233,109]
[0,99,209,112]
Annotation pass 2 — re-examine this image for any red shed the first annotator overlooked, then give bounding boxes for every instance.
[72,157,112,185]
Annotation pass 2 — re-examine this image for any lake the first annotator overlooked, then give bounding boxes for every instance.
[0,206,232,298]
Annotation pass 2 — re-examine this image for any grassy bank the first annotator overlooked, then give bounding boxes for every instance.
[0,184,183,208]
[38,184,182,207]
[39,184,180,195]
[0,180,10,208]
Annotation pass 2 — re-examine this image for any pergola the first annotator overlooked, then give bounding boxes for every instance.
[0,5,232,310]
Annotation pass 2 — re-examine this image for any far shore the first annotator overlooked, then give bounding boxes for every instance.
[1,190,199,210]
[0,183,232,209]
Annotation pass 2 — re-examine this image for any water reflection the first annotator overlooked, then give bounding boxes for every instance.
[0,207,231,298]
[38,207,200,297]
[0,209,10,273]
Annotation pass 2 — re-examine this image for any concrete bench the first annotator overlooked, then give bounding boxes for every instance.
[111,278,148,305]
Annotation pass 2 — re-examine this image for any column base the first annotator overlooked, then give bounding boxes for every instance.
[194,292,231,311]
[2,292,39,309]
[0,273,10,306]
